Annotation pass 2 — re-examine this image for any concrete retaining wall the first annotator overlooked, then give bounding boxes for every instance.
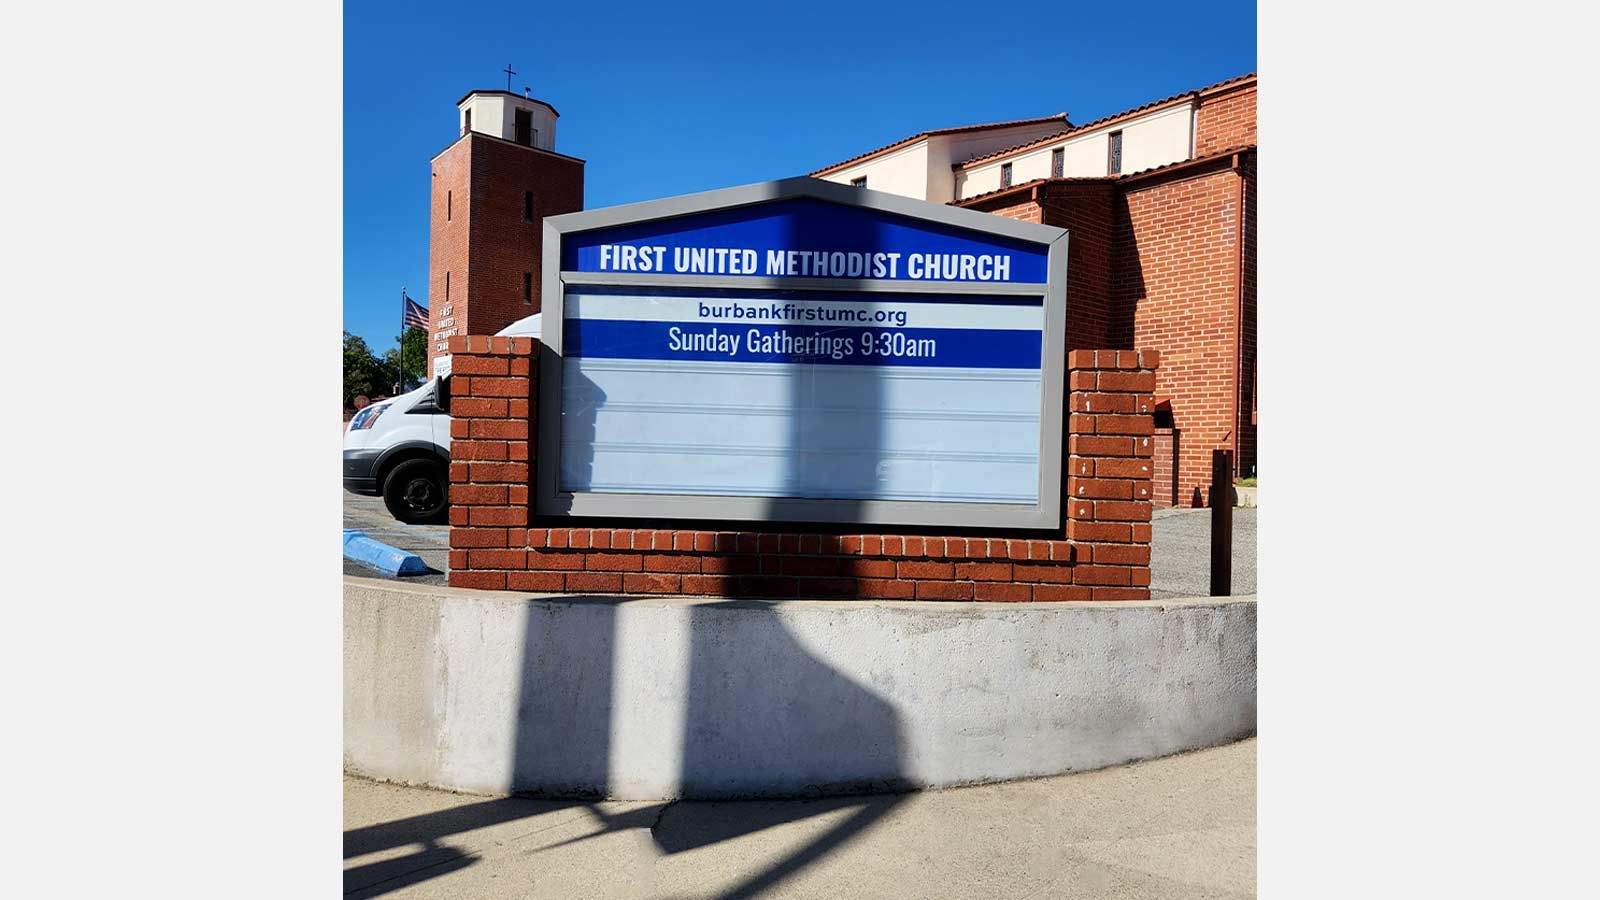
[344,577,1256,800]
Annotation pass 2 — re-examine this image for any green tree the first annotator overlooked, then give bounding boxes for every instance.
[343,331,390,407]
[383,327,429,391]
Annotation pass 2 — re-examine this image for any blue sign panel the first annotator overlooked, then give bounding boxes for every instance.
[561,197,1049,284]
[564,289,1043,370]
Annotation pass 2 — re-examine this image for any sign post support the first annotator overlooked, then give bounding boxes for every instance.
[1210,448,1234,596]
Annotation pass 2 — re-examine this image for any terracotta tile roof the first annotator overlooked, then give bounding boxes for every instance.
[1117,144,1255,182]
[807,113,1070,177]
[954,73,1257,171]
[955,128,1073,172]
[951,144,1257,207]
[953,176,1106,207]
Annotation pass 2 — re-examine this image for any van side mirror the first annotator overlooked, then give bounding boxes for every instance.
[405,376,450,415]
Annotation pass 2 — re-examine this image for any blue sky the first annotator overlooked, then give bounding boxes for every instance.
[344,0,1255,349]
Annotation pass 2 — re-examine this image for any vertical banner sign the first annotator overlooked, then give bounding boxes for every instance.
[541,183,1067,528]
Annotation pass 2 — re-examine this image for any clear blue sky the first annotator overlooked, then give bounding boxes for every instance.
[344,0,1255,349]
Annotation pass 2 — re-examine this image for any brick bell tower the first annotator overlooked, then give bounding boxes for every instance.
[426,88,585,374]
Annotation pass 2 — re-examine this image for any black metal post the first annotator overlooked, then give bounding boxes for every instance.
[1210,448,1234,597]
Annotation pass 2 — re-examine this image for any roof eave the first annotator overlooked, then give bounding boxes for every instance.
[952,144,1257,208]
[456,89,561,117]
[429,130,588,165]
[953,73,1257,172]
[808,113,1069,178]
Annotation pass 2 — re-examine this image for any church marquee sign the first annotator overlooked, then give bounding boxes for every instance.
[538,177,1069,528]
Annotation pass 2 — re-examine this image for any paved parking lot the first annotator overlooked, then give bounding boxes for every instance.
[343,491,451,585]
[1150,506,1257,599]
[343,491,1257,598]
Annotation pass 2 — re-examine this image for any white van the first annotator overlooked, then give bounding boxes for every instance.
[342,313,541,523]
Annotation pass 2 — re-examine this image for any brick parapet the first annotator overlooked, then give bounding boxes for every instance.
[445,338,1156,601]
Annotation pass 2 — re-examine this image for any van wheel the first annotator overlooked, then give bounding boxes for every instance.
[383,458,448,524]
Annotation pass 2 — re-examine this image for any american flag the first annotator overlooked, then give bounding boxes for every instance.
[403,295,429,330]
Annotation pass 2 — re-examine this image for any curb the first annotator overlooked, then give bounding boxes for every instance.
[343,530,430,577]
[345,579,1256,799]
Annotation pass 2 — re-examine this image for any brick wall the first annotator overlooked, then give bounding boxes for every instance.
[1113,157,1246,506]
[984,199,1041,224]
[1196,83,1257,156]
[427,141,471,369]
[1153,425,1180,507]
[426,134,584,374]
[445,336,1158,601]
[964,182,1116,352]
[1039,182,1116,351]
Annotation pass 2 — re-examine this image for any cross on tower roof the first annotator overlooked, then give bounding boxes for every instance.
[502,64,517,91]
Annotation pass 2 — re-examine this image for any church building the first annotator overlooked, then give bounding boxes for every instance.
[426,74,1256,506]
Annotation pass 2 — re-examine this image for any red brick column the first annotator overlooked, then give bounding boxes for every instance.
[443,335,536,591]
[1064,349,1160,600]
[444,340,1159,602]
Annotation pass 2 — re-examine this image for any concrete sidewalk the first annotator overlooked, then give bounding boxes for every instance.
[345,738,1255,899]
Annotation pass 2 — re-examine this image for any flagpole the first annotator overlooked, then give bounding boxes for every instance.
[398,286,407,393]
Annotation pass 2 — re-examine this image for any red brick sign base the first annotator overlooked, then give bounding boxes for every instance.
[445,335,1159,602]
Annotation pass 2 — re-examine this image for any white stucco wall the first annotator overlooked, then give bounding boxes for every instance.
[1118,103,1192,176]
[953,101,1198,201]
[923,139,956,205]
[955,164,1001,200]
[460,94,504,139]
[458,94,558,151]
[957,130,1110,199]
[820,121,1064,203]
[820,141,933,200]
[931,122,1068,203]
[1062,132,1110,177]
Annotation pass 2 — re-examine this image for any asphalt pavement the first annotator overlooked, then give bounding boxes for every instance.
[344,738,1256,899]
[1149,506,1257,599]
[343,491,451,585]
[341,490,1258,598]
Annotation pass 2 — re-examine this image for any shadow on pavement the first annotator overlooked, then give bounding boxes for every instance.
[344,597,910,898]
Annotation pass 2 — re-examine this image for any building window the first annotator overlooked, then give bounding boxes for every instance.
[463,109,471,135]
[850,176,867,188]
[523,272,533,304]
[445,271,451,303]
[1051,147,1064,178]
[1000,163,1013,188]
[1108,131,1123,175]
[446,190,452,221]
[523,191,535,223]
[514,109,533,146]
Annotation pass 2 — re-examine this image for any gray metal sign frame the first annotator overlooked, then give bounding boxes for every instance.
[537,176,1069,529]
